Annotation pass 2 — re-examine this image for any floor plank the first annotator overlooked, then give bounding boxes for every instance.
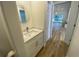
[36,29,68,57]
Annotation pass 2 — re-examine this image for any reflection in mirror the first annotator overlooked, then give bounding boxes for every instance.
[19,7,27,24]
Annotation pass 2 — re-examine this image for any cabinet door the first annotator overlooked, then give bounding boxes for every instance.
[32,32,44,56]
[24,38,37,57]
[24,32,44,56]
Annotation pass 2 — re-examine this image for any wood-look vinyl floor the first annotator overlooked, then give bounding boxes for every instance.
[36,29,68,57]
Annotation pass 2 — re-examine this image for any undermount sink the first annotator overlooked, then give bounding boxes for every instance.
[23,28,43,43]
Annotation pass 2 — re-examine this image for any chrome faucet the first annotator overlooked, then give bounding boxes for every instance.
[26,27,29,32]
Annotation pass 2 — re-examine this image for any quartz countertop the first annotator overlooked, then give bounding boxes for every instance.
[23,28,43,43]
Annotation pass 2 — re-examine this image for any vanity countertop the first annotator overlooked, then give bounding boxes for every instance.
[23,28,43,43]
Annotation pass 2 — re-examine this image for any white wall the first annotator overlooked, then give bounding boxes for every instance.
[24,2,33,29]
[31,1,46,29]
[16,1,33,32]
[16,1,47,31]
[66,12,79,57]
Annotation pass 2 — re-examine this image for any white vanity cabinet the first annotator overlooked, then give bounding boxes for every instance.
[24,32,44,57]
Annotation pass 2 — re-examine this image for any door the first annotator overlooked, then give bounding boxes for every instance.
[0,1,26,56]
[66,11,79,57]
[65,1,79,45]
[52,1,71,43]
[0,2,12,57]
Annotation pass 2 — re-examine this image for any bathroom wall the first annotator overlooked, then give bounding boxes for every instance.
[31,1,46,29]
[24,2,33,29]
[16,1,33,31]
[16,1,47,31]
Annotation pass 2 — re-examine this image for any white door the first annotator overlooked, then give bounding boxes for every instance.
[0,2,12,57]
[0,1,26,56]
[65,1,79,45]
[66,10,79,57]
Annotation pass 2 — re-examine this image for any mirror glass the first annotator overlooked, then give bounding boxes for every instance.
[19,8,27,23]
[16,1,28,24]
